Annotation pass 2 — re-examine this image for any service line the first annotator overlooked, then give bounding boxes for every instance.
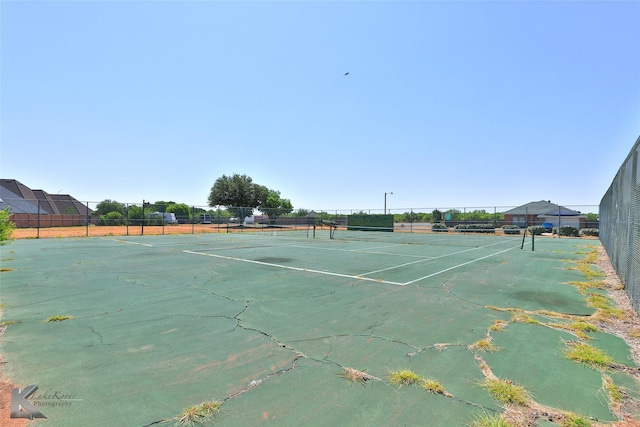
[182,249,405,286]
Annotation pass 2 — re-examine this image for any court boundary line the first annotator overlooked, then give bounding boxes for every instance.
[182,250,405,286]
[182,243,520,287]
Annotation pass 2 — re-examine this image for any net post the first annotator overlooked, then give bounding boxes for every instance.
[531,230,535,251]
[520,227,527,250]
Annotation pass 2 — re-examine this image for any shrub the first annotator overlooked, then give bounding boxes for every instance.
[528,225,545,235]
[431,223,448,232]
[579,228,599,237]
[557,225,579,237]
[0,208,15,242]
[98,211,125,226]
[501,225,521,235]
[454,224,495,233]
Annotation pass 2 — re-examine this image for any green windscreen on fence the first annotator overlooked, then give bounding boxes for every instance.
[347,214,393,231]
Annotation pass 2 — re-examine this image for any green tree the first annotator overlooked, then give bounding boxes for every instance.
[432,209,443,222]
[0,208,15,242]
[208,174,272,220]
[152,201,176,213]
[260,190,293,224]
[96,200,126,216]
[166,203,192,222]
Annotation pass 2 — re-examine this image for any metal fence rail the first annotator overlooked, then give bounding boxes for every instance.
[600,135,640,314]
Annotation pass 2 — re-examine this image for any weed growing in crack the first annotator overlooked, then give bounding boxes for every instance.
[45,315,73,322]
[547,321,599,340]
[388,369,422,387]
[175,400,221,426]
[470,339,499,353]
[468,413,513,427]
[511,313,540,325]
[481,378,528,405]
[564,342,613,368]
[561,412,593,427]
[602,374,623,403]
[420,379,451,397]
[489,320,508,332]
[338,367,374,386]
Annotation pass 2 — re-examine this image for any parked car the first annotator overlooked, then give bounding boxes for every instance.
[541,222,554,232]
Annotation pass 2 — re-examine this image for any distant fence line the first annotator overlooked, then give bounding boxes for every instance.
[5,199,599,233]
[600,135,640,315]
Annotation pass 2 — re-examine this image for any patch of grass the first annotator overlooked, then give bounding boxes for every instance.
[511,313,540,324]
[176,400,221,426]
[338,367,374,386]
[388,369,422,387]
[602,374,623,403]
[564,342,613,368]
[587,294,610,310]
[570,321,599,333]
[481,378,528,405]
[0,320,18,327]
[628,329,640,339]
[470,339,499,352]
[420,378,451,396]
[561,412,593,427]
[468,413,513,427]
[489,320,508,332]
[44,315,73,323]
[574,262,604,279]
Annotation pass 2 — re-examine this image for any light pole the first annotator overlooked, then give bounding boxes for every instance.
[384,192,393,215]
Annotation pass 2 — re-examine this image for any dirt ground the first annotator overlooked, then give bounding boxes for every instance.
[10,224,230,239]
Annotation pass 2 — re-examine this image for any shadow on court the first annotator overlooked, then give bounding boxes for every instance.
[1,232,638,426]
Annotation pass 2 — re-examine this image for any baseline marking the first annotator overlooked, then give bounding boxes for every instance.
[102,237,153,247]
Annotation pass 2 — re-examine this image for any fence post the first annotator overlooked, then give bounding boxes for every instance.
[86,202,90,237]
[37,201,41,239]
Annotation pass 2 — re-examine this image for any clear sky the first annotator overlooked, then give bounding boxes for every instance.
[1,1,638,213]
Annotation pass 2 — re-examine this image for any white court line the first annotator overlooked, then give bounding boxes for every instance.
[289,244,431,259]
[360,239,514,276]
[101,237,153,247]
[182,250,405,286]
[401,245,519,285]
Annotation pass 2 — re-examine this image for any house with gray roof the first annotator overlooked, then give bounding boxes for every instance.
[503,200,585,228]
[0,179,93,227]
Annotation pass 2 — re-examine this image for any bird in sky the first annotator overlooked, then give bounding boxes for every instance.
[344,72,349,76]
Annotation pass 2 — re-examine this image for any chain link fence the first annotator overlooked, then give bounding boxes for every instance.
[600,135,640,313]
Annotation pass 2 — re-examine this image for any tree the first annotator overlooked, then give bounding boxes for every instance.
[208,174,271,220]
[152,201,176,213]
[96,200,126,216]
[432,209,443,222]
[166,203,192,222]
[0,208,15,242]
[260,190,293,224]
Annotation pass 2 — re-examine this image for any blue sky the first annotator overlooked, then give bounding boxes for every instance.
[2,1,638,213]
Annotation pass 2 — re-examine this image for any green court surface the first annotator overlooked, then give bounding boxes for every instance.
[1,231,639,426]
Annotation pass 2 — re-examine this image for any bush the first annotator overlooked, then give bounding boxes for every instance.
[0,208,15,242]
[528,225,545,235]
[557,225,579,237]
[454,224,495,233]
[431,223,448,232]
[98,211,125,226]
[501,225,521,235]
[580,228,599,237]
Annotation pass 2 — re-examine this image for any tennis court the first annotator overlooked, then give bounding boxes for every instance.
[1,230,639,426]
